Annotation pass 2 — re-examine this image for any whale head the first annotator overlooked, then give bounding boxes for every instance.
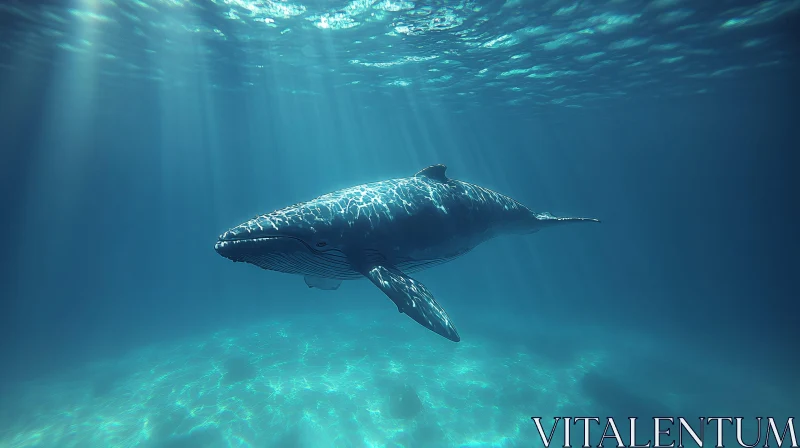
[214,203,348,276]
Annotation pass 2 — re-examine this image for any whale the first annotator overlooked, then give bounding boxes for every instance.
[215,165,600,342]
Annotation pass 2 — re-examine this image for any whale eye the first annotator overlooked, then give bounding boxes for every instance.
[316,241,327,247]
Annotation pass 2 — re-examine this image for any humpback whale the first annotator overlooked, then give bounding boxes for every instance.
[215,165,599,342]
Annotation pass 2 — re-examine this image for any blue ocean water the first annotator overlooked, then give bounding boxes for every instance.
[0,0,797,447]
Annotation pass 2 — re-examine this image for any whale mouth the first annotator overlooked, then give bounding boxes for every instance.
[217,235,285,243]
[214,235,316,260]
[218,227,282,242]
[215,236,290,251]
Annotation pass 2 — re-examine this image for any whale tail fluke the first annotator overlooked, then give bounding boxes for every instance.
[528,212,601,232]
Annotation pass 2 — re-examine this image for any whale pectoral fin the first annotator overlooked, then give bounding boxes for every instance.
[363,265,460,342]
[304,276,342,290]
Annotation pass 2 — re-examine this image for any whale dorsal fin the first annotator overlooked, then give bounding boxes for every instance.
[415,164,448,182]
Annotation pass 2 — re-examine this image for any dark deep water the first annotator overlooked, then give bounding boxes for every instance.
[0,0,798,446]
